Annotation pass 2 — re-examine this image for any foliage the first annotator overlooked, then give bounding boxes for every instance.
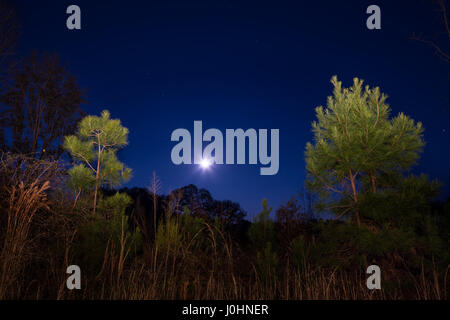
[249,199,278,283]
[291,235,308,268]
[358,174,441,228]
[171,184,246,225]
[256,241,278,284]
[248,199,275,250]
[156,206,210,255]
[74,192,142,272]
[156,211,182,255]
[180,206,207,250]
[67,164,96,195]
[275,197,307,248]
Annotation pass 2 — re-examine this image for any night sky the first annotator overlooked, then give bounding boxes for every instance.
[14,0,450,217]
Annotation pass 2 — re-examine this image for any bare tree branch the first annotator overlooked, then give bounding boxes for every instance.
[411,0,450,63]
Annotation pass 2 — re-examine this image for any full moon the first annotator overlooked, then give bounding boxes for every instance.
[200,158,212,169]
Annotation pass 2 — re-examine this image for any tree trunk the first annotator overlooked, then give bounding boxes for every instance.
[93,136,101,214]
[349,170,360,227]
[73,188,81,210]
[370,171,377,194]
[153,191,157,242]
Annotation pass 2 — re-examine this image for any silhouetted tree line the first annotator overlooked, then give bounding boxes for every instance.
[105,184,250,245]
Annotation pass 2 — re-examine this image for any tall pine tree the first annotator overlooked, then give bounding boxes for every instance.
[305,76,425,226]
[64,110,131,213]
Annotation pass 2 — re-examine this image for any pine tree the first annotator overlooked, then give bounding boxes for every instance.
[64,110,131,214]
[305,76,425,226]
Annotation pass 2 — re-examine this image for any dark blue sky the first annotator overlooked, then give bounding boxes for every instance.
[15,0,450,217]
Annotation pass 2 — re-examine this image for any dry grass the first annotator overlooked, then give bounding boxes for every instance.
[0,153,61,298]
[60,218,447,300]
[64,255,446,300]
[0,180,50,298]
